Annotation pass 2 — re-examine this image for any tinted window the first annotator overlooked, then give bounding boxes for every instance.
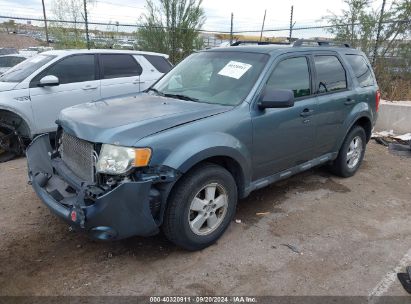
[143,55,173,73]
[101,54,142,79]
[266,57,311,98]
[314,56,347,93]
[36,55,95,85]
[345,54,374,87]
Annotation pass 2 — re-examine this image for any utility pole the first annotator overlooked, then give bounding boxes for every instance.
[373,0,386,66]
[41,0,49,46]
[259,9,266,42]
[289,5,295,42]
[230,13,234,45]
[83,0,90,49]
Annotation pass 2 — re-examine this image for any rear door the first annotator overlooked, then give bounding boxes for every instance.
[29,54,100,133]
[99,54,143,99]
[134,54,173,90]
[251,54,318,180]
[312,52,355,155]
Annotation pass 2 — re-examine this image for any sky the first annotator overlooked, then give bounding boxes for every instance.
[0,0,385,35]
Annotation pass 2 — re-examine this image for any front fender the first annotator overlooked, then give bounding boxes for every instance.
[162,132,252,190]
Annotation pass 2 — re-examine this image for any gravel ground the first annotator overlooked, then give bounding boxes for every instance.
[0,32,40,49]
[0,142,410,297]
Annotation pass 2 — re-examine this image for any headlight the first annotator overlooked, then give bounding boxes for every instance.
[96,144,151,175]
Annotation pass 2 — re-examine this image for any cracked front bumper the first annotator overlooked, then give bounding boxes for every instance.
[26,134,159,240]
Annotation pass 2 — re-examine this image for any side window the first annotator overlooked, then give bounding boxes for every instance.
[36,54,95,85]
[314,55,347,93]
[143,55,173,73]
[101,54,142,79]
[345,54,375,87]
[266,57,311,98]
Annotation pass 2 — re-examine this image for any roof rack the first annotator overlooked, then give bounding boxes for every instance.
[231,40,291,46]
[293,39,351,48]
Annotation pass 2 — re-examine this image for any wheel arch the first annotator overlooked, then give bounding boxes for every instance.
[352,116,372,142]
[184,154,247,199]
[0,108,32,138]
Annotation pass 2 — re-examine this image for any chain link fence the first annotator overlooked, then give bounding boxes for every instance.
[0,15,410,99]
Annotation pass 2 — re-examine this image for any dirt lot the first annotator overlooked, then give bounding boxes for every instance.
[0,142,410,297]
[0,32,40,49]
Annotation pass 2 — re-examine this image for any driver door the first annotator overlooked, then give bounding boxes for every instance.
[251,55,318,180]
[29,54,100,133]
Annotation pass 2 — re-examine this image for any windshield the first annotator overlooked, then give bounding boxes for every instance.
[152,51,269,106]
[0,54,56,83]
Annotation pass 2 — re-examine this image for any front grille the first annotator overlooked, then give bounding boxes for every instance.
[60,132,95,182]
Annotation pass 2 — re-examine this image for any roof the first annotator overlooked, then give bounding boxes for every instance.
[41,49,169,58]
[205,45,363,56]
[0,53,30,58]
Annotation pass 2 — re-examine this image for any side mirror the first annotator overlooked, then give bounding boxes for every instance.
[38,75,59,87]
[258,88,294,109]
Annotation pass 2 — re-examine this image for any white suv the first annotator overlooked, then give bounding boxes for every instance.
[0,49,172,162]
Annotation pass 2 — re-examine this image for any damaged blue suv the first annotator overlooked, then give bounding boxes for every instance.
[27,40,380,250]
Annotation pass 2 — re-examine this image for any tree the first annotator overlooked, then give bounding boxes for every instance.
[323,0,411,100]
[137,0,206,63]
[3,20,17,34]
[323,0,411,57]
[323,0,376,54]
[49,0,95,48]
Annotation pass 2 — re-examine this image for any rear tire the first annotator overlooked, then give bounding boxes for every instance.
[329,126,366,177]
[162,163,238,251]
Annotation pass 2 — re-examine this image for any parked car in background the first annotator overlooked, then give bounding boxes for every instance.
[0,54,30,75]
[27,40,379,250]
[0,49,172,162]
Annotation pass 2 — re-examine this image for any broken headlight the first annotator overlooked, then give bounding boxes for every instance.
[96,144,151,175]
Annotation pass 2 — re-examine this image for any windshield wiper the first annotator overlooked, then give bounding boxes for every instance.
[164,93,199,102]
[146,88,165,96]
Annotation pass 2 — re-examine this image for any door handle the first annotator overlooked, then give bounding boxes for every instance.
[82,85,98,90]
[133,80,145,84]
[344,98,356,105]
[300,108,314,117]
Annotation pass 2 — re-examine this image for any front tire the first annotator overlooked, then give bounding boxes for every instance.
[329,125,366,177]
[0,128,20,163]
[162,163,238,251]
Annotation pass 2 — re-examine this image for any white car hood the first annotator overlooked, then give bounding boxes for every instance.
[0,82,18,92]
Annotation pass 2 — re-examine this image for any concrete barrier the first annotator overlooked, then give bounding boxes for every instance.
[375,101,411,134]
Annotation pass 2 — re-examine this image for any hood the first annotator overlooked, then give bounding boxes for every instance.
[0,81,18,92]
[58,93,231,146]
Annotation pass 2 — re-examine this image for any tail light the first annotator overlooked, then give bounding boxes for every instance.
[376,90,381,112]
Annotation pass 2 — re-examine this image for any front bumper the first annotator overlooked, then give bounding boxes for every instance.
[26,134,159,240]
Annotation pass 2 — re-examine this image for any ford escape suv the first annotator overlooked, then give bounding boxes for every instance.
[27,40,379,250]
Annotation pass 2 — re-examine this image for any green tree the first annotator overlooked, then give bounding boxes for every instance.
[323,0,411,57]
[323,0,411,100]
[137,0,206,63]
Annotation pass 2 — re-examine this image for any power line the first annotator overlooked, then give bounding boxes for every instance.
[0,14,408,35]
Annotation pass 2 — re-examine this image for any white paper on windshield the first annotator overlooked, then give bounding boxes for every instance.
[218,61,252,79]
